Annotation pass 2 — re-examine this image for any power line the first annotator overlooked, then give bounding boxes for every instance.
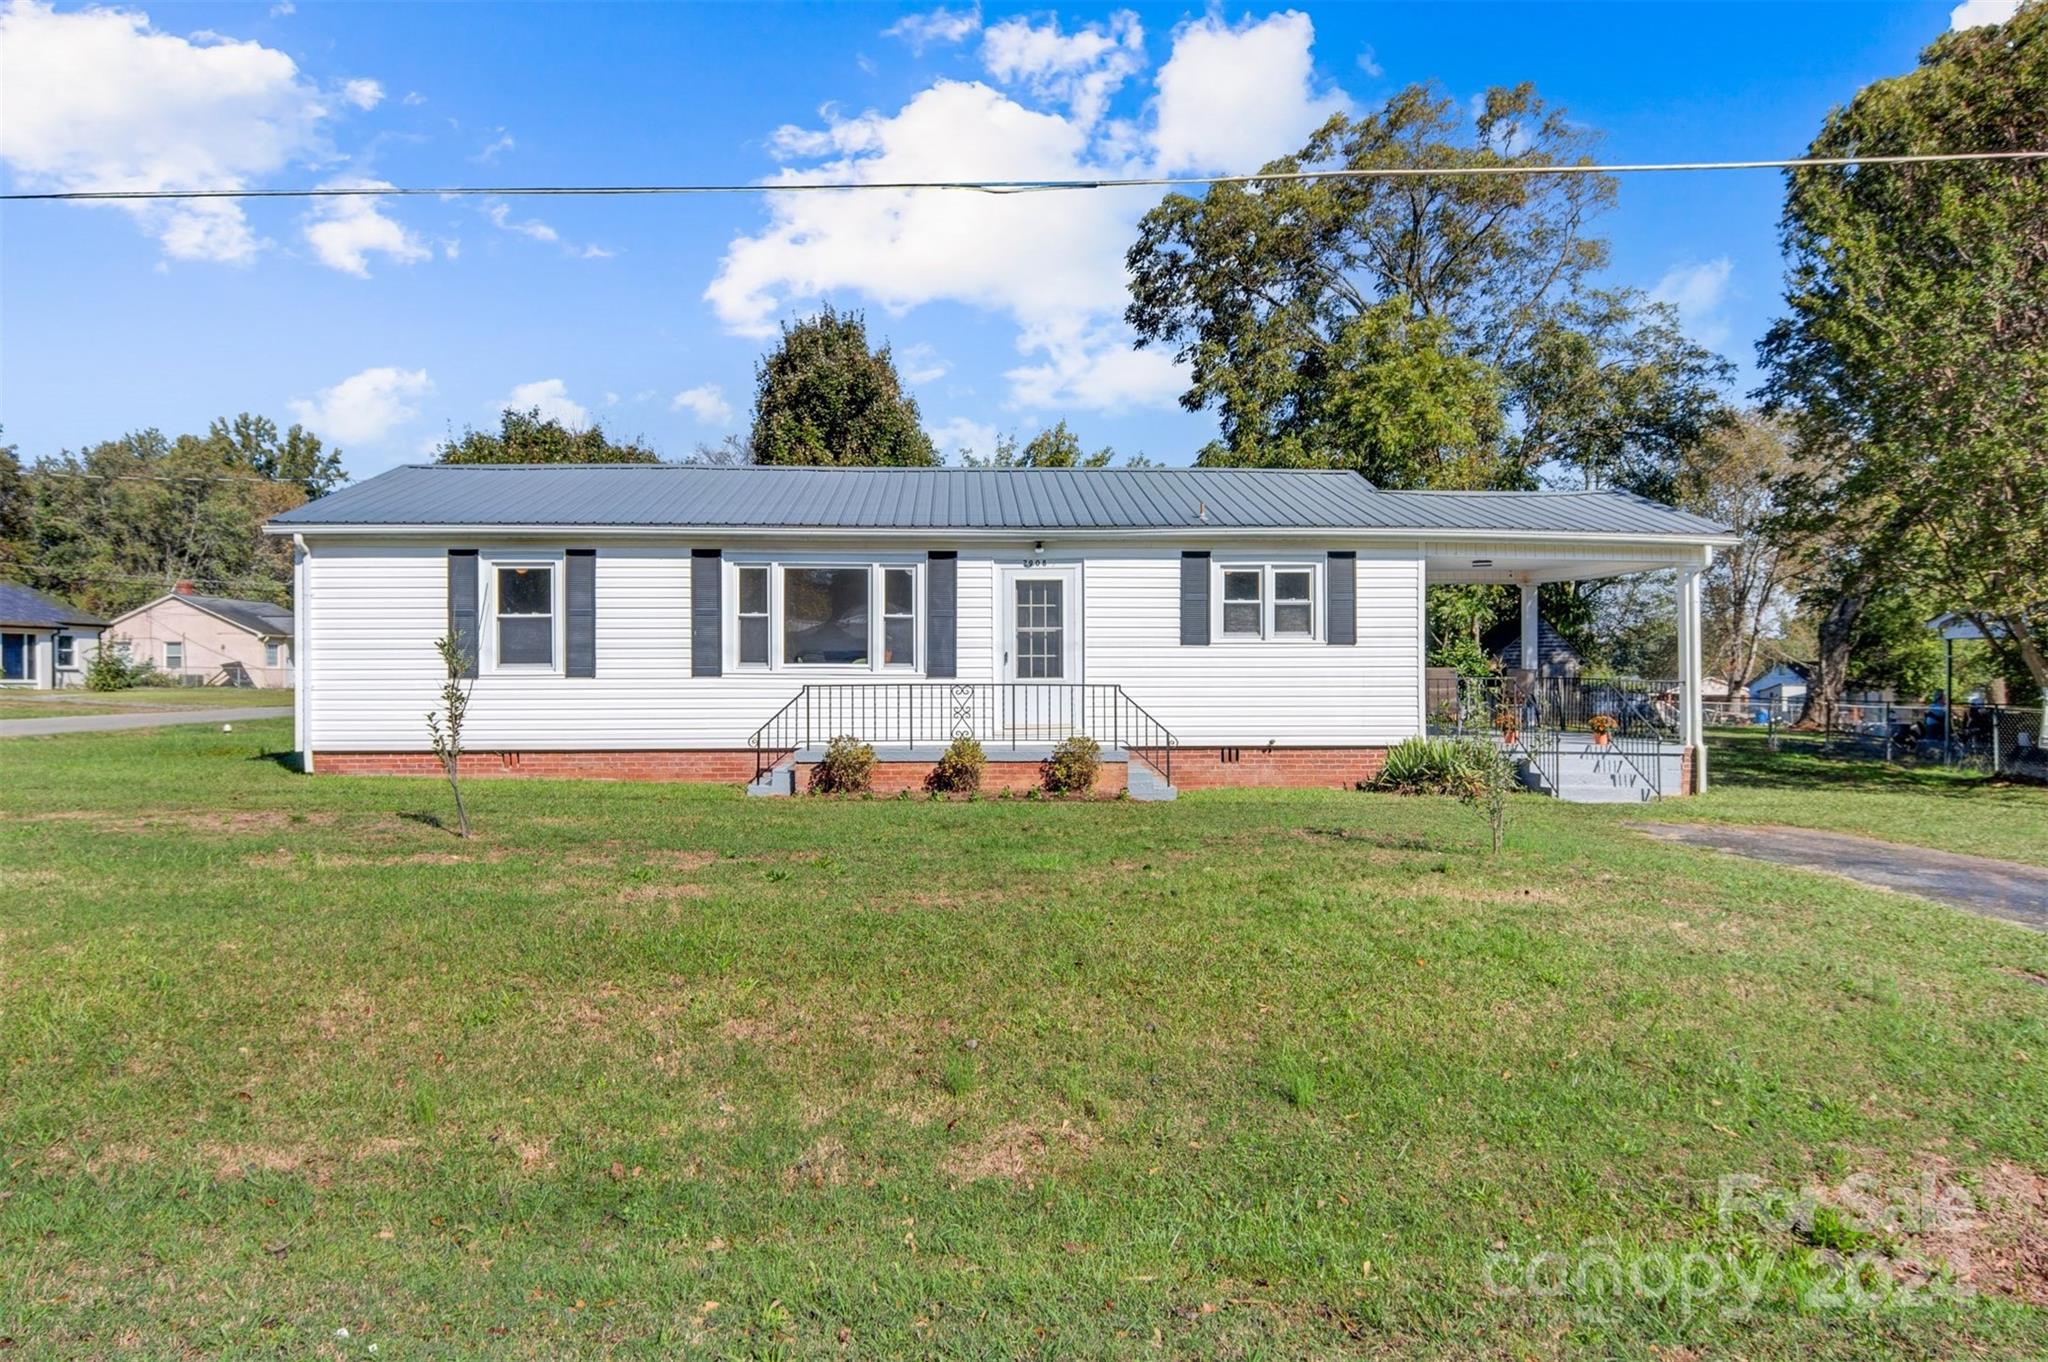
[6,150,2046,203]
[0,562,288,592]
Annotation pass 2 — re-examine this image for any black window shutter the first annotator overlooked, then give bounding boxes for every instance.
[447,550,479,678]
[1179,551,1211,646]
[566,549,596,677]
[691,549,722,677]
[1326,551,1356,645]
[926,551,957,678]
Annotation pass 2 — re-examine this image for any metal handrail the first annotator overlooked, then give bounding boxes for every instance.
[749,682,1177,785]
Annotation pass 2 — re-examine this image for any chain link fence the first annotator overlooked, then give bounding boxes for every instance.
[1707,699,2048,781]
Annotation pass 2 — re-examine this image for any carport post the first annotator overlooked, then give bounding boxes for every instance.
[1519,579,1539,673]
[1678,566,1706,793]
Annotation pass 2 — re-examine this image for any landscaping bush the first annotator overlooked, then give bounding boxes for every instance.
[1373,736,1487,796]
[1041,736,1101,795]
[927,737,985,795]
[809,735,876,795]
[84,637,154,692]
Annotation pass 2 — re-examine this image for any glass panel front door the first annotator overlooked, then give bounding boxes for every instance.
[1014,579,1064,679]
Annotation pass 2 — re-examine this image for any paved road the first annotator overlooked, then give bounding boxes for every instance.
[0,707,291,738]
[1630,821,2048,932]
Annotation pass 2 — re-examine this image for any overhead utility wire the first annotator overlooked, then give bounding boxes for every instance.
[6,150,2046,202]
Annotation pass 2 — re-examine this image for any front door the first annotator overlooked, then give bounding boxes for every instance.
[1000,565,1080,683]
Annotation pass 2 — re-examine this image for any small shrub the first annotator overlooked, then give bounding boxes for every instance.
[1041,736,1101,796]
[84,636,150,691]
[809,735,876,795]
[927,736,986,795]
[1373,736,1485,796]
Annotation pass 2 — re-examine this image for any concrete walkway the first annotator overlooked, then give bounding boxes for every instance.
[1630,822,2048,932]
[0,707,291,738]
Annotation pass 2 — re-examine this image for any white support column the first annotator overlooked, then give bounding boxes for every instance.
[1518,578,1539,674]
[1678,566,1706,792]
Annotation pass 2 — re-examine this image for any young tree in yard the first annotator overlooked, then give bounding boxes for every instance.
[435,408,660,464]
[749,306,937,466]
[425,634,475,838]
[1759,3,2048,727]
[1126,83,1732,493]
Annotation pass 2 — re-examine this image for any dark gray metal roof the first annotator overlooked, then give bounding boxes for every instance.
[0,582,106,629]
[270,464,1730,539]
[179,593,294,638]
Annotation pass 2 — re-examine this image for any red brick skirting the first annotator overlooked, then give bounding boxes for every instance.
[1170,746,1389,790]
[312,750,760,781]
[312,746,1387,790]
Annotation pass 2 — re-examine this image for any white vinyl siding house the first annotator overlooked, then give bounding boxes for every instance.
[0,584,106,690]
[269,465,1733,793]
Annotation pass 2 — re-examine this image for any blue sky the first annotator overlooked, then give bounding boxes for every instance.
[0,0,1997,481]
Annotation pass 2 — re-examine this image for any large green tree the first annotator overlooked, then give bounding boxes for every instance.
[749,306,937,466]
[1126,83,1731,493]
[209,413,347,497]
[27,423,306,616]
[436,407,660,465]
[964,420,1116,468]
[1759,2,2048,716]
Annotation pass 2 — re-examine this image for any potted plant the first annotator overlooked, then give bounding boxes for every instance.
[1493,705,1520,746]
[1589,713,1617,747]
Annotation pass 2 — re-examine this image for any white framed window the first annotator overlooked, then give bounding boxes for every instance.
[728,558,922,674]
[164,641,185,670]
[492,560,559,670]
[1215,562,1319,642]
[54,634,75,669]
[264,640,283,667]
[1,632,32,682]
[736,565,771,668]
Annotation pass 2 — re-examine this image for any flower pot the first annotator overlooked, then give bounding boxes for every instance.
[1593,732,1610,747]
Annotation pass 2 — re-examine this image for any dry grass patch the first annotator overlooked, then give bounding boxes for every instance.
[940,1119,1095,1187]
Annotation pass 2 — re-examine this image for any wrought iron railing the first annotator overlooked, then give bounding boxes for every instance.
[1428,674,1678,798]
[749,682,1177,785]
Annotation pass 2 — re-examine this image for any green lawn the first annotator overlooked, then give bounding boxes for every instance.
[4,720,2046,1358]
[0,688,293,720]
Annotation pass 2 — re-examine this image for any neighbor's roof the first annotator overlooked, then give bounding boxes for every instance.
[268,464,1733,540]
[116,591,293,638]
[0,582,106,629]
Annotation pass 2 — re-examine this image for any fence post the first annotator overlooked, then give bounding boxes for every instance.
[1993,709,2002,776]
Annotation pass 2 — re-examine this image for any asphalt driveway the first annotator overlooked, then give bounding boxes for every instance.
[0,707,291,739]
[1631,821,2048,932]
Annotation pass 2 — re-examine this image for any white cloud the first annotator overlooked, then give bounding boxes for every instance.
[897,342,949,385]
[1650,256,1735,349]
[473,129,515,163]
[1950,0,2018,28]
[0,0,353,264]
[289,366,433,444]
[980,11,1144,128]
[269,1,294,15]
[302,179,431,276]
[1151,11,1346,173]
[1356,46,1382,79]
[483,199,613,260]
[927,416,998,461]
[504,378,589,428]
[670,384,734,424]
[709,11,1350,412]
[402,90,426,107]
[884,5,980,53]
[342,77,384,110]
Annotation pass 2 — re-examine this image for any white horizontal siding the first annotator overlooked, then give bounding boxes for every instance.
[303,538,1422,750]
[1080,550,1421,746]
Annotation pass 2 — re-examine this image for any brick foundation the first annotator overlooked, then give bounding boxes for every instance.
[1170,746,1389,790]
[311,750,760,782]
[311,746,1387,791]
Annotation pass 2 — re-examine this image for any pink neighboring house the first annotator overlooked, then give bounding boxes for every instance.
[107,581,295,688]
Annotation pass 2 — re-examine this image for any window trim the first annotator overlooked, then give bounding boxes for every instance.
[734,564,771,670]
[164,640,186,671]
[724,554,925,676]
[264,639,284,668]
[1,631,32,683]
[484,551,566,675]
[54,633,75,669]
[1211,560,1322,644]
